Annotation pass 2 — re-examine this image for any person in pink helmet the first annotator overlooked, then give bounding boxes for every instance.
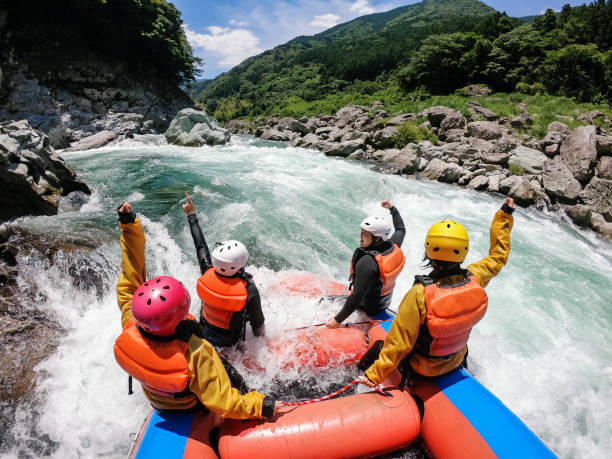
[113,202,278,418]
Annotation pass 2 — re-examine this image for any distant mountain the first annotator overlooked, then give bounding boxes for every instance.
[195,0,508,115]
[186,79,212,98]
[518,15,537,24]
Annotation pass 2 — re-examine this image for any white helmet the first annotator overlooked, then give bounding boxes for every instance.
[211,240,249,276]
[360,216,392,241]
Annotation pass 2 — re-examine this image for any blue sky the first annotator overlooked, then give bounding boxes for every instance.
[172,0,589,79]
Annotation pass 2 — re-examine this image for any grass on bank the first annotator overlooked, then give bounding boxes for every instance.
[226,82,611,139]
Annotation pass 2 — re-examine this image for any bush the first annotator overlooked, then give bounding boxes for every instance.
[508,163,525,176]
[515,82,546,95]
[394,122,439,148]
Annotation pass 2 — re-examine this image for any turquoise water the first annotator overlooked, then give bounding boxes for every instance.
[3,135,611,458]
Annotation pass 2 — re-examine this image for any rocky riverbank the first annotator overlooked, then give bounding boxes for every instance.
[237,103,612,240]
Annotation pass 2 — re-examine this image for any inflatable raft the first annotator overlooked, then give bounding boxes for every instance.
[127,273,556,458]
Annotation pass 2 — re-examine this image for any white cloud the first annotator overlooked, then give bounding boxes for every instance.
[229,19,249,27]
[350,0,376,15]
[184,24,263,67]
[309,13,341,29]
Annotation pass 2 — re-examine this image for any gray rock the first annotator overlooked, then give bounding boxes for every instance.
[386,113,417,126]
[64,130,117,152]
[421,158,463,183]
[371,101,385,108]
[336,105,369,121]
[277,117,308,135]
[423,106,456,128]
[370,126,398,149]
[347,149,366,160]
[468,102,497,120]
[559,125,597,182]
[459,85,492,98]
[547,122,571,137]
[563,204,592,226]
[418,158,428,172]
[444,129,466,143]
[315,126,333,136]
[510,111,532,128]
[323,139,366,157]
[487,174,504,193]
[381,144,420,174]
[439,111,466,137]
[542,158,582,202]
[499,175,522,194]
[596,136,612,156]
[580,177,612,221]
[506,177,539,206]
[590,213,612,240]
[165,109,230,146]
[467,175,489,190]
[341,131,369,142]
[596,156,612,180]
[327,127,347,142]
[508,146,547,174]
[578,110,606,124]
[482,152,509,166]
[544,144,559,156]
[467,121,504,141]
[353,116,383,132]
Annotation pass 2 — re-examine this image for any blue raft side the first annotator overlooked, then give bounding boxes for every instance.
[372,310,556,459]
[134,410,193,459]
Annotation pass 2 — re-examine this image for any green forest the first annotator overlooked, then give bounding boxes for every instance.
[193,0,611,122]
[4,0,200,87]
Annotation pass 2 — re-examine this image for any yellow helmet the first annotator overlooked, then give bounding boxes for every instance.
[425,220,469,263]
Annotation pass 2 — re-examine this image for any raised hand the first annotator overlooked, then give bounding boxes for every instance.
[182,192,196,215]
[505,197,514,209]
[381,200,393,210]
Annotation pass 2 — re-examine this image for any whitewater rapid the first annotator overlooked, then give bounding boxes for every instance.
[2,135,611,458]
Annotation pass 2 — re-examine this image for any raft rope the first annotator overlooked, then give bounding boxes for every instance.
[280,380,390,406]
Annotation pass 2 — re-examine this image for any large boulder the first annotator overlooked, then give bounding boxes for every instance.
[596,156,612,180]
[500,176,539,206]
[386,113,417,126]
[596,136,612,156]
[542,158,582,202]
[276,117,308,135]
[580,177,612,221]
[439,111,466,138]
[64,130,117,152]
[165,109,230,146]
[590,213,612,240]
[422,106,456,128]
[466,121,504,141]
[508,146,547,174]
[381,144,420,174]
[336,105,369,122]
[370,126,398,149]
[558,125,597,183]
[322,139,366,157]
[421,158,463,183]
[467,101,497,120]
[259,129,289,141]
[467,175,489,190]
[0,120,90,221]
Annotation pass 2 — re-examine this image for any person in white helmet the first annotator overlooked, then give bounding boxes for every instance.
[182,193,265,349]
[327,200,406,328]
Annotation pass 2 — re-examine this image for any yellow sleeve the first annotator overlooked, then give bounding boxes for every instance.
[188,338,266,419]
[116,219,146,328]
[467,209,514,288]
[365,285,427,385]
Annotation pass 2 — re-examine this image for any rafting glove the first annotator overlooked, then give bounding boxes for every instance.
[117,204,136,224]
[262,397,276,418]
[501,202,515,215]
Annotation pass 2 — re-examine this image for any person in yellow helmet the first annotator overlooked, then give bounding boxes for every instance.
[114,201,278,419]
[359,197,515,386]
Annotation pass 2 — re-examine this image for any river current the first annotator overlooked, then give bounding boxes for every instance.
[1,135,611,458]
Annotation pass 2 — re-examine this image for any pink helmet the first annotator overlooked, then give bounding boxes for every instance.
[132,276,191,336]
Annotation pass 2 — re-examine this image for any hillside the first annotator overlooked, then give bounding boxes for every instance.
[195,0,611,121]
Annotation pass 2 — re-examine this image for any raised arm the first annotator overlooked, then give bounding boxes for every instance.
[183,192,212,274]
[116,202,146,328]
[467,197,515,288]
[382,201,406,247]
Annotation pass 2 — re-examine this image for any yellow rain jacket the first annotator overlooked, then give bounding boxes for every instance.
[365,208,514,383]
[116,219,267,418]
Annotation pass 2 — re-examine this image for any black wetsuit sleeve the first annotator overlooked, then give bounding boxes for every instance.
[389,206,406,247]
[246,283,265,331]
[334,256,378,323]
[187,214,213,275]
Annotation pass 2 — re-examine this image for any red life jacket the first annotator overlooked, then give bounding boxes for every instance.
[350,243,406,297]
[414,271,488,358]
[113,317,193,399]
[196,267,248,330]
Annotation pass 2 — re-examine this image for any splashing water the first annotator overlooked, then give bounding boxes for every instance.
[1,135,611,458]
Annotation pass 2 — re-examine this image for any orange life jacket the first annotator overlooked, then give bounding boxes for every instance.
[196,267,248,330]
[414,271,488,358]
[114,317,193,399]
[350,243,406,297]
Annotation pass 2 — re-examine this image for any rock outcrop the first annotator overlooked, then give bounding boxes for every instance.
[165,109,230,147]
[0,120,90,221]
